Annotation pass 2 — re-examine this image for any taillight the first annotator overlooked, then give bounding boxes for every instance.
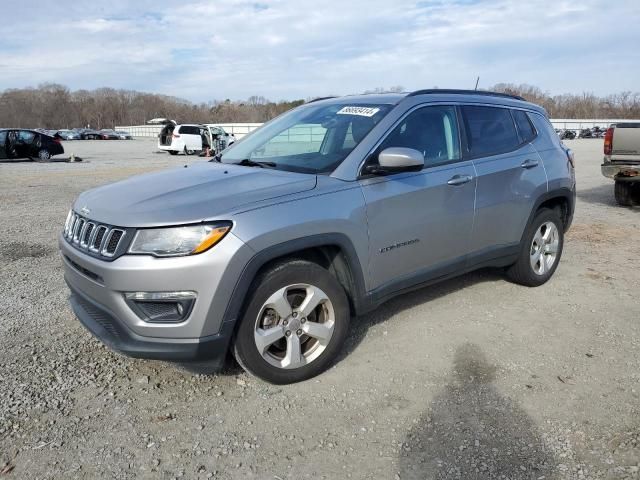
[565,148,575,168]
[604,127,614,155]
[53,138,61,143]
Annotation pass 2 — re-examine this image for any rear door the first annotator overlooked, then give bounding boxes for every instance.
[360,105,477,291]
[16,130,36,158]
[462,105,547,255]
[179,125,203,150]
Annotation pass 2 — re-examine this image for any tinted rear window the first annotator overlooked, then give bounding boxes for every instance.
[462,106,519,157]
[512,110,537,143]
[178,126,200,135]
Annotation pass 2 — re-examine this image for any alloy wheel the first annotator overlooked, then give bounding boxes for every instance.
[530,221,559,275]
[253,284,335,369]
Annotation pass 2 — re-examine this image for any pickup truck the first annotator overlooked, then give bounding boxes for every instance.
[601,123,640,206]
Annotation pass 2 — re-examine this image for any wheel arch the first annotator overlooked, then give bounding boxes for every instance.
[221,234,368,333]
[526,187,575,235]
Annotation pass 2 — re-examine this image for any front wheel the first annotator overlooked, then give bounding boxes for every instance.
[184,147,195,156]
[233,260,350,384]
[507,208,564,287]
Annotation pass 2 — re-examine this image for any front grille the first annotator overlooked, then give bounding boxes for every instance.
[63,211,127,259]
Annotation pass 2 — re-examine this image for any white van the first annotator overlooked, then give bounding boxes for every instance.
[158,123,235,156]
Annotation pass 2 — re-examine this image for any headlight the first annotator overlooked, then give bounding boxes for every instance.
[129,223,231,257]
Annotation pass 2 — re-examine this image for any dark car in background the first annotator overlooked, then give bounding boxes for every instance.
[77,128,102,140]
[98,129,120,140]
[0,129,64,161]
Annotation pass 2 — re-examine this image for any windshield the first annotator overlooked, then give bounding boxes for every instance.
[221,102,392,174]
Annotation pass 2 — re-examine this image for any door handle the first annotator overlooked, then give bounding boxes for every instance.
[521,159,539,169]
[447,174,473,186]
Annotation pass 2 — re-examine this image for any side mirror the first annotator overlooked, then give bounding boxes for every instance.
[364,147,424,175]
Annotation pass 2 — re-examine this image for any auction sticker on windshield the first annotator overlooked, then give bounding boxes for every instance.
[336,106,380,117]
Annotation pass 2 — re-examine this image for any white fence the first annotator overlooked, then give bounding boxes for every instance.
[117,119,640,139]
[115,123,263,139]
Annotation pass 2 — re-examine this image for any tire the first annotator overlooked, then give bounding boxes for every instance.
[168,150,178,156]
[614,181,636,207]
[184,147,195,156]
[507,208,564,287]
[36,149,51,161]
[233,260,350,384]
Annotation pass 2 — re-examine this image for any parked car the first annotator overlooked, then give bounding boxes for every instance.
[77,128,102,140]
[60,89,575,384]
[158,122,233,156]
[601,123,640,206]
[98,129,120,140]
[556,129,576,140]
[115,130,133,140]
[55,129,79,140]
[0,128,64,161]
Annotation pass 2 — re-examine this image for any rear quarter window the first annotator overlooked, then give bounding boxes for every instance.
[461,106,520,157]
[512,110,537,143]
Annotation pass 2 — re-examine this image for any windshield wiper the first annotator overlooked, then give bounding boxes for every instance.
[237,159,277,168]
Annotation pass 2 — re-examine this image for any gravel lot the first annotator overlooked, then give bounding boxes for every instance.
[1,138,639,479]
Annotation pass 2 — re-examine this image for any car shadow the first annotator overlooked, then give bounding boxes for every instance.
[397,343,557,479]
[339,268,504,361]
[576,184,617,207]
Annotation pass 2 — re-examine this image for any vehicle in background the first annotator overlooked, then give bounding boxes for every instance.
[556,129,576,140]
[115,130,133,140]
[98,129,120,140]
[158,123,233,156]
[0,128,64,161]
[62,90,575,384]
[55,129,79,140]
[578,128,593,138]
[601,123,640,206]
[77,128,103,140]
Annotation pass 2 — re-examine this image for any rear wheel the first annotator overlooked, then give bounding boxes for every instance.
[233,260,350,384]
[507,208,564,287]
[36,149,51,161]
[614,180,636,206]
[184,147,195,156]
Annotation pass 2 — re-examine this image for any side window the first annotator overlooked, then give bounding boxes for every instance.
[0,131,6,145]
[18,130,36,143]
[377,105,461,167]
[461,106,520,157]
[512,109,537,143]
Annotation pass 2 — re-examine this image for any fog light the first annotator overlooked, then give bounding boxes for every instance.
[124,291,196,323]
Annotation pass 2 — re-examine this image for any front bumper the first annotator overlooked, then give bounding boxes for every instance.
[68,281,233,363]
[60,230,254,361]
[601,164,640,180]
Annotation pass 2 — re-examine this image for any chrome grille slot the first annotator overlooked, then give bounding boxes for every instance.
[73,218,85,243]
[91,226,108,252]
[81,222,95,247]
[102,229,125,257]
[62,210,127,260]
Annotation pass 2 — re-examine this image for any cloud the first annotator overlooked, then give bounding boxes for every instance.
[0,0,638,100]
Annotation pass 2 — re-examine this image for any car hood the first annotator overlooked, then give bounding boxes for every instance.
[74,162,317,227]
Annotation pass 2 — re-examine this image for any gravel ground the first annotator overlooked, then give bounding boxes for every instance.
[0,138,638,480]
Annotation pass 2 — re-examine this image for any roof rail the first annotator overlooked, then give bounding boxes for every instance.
[407,89,525,101]
[306,96,337,103]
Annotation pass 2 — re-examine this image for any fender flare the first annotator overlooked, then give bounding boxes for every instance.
[523,187,576,238]
[220,233,369,329]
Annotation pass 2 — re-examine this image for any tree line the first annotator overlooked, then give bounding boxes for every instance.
[0,83,638,130]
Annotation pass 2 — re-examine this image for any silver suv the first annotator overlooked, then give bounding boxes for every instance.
[60,90,576,384]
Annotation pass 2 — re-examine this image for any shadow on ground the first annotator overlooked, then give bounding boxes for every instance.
[398,344,557,479]
[340,269,504,360]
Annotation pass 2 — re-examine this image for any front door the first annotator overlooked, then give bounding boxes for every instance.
[0,131,7,159]
[359,105,476,292]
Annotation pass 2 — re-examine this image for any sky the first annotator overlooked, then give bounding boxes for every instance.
[0,0,638,102]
